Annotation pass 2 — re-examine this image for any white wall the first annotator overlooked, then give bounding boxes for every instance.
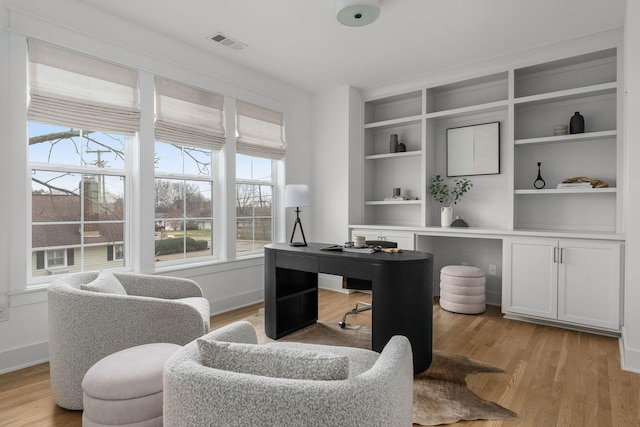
[309,86,355,290]
[0,0,312,374]
[621,0,640,372]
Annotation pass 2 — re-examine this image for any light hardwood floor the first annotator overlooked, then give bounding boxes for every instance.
[1,289,639,426]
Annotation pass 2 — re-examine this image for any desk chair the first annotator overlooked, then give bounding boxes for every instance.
[338,240,398,328]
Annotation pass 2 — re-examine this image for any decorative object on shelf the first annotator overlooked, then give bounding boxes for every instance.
[397,142,406,152]
[389,134,398,153]
[560,176,609,188]
[284,184,310,246]
[533,162,546,189]
[554,124,568,136]
[393,187,401,197]
[569,111,585,134]
[441,207,453,228]
[450,216,468,227]
[429,175,473,227]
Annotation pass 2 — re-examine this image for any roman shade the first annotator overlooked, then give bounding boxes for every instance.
[236,100,286,160]
[155,77,226,150]
[27,39,140,134]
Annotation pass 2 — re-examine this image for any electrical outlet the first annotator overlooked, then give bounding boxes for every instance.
[488,264,497,276]
[0,304,8,322]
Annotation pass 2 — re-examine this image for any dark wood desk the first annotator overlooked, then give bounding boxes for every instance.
[264,242,433,373]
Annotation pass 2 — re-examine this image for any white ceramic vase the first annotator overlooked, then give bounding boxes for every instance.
[441,206,453,227]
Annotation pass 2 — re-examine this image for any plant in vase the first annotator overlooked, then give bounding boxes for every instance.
[429,175,473,227]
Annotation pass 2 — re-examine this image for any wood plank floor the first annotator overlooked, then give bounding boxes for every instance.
[1,289,639,426]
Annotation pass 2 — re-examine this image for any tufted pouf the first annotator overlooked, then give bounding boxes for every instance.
[82,343,182,427]
[439,265,486,314]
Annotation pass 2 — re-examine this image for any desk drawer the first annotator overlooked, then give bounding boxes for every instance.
[319,258,371,280]
[276,252,318,273]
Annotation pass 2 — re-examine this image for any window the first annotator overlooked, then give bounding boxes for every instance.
[154,143,216,262]
[235,101,285,254]
[27,40,138,280]
[236,154,274,253]
[154,78,224,264]
[30,124,128,277]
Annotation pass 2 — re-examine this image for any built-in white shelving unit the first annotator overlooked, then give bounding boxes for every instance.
[353,41,624,335]
[359,46,621,235]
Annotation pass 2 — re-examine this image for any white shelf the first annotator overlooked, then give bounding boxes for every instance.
[365,200,422,205]
[365,151,422,160]
[364,115,422,129]
[514,82,616,106]
[425,100,508,120]
[515,188,617,195]
[515,130,617,146]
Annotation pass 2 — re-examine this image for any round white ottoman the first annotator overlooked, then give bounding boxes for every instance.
[82,343,182,427]
[439,265,486,314]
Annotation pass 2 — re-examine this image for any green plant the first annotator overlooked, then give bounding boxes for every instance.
[429,175,473,207]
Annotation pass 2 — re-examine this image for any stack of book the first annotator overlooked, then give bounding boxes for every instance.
[557,182,592,189]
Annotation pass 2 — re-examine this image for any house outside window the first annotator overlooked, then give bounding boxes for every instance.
[30,124,128,277]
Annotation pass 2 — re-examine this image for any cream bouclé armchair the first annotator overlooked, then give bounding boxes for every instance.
[163,321,414,427]
[48,271,210,410]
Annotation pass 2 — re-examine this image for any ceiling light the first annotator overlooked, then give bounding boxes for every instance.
[336,0,381,27]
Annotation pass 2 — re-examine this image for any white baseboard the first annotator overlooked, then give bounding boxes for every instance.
[0,341,49,375]
[210,289,264,316]
[620,326,640,373]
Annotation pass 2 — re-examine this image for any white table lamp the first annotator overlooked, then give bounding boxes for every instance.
[284,184,310,246]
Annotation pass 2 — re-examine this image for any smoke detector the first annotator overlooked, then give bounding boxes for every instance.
[208,32,248,50]
[336,0,381,27]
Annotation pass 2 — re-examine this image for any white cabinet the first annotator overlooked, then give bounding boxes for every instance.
[351,229,415,250]
[502,238,621,331]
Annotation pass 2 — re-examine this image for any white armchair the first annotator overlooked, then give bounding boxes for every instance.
[48,271,210,410]
[163,321,414,427]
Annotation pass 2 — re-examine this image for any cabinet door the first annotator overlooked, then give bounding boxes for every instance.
[557,241,620,330]
[502,238,558,319]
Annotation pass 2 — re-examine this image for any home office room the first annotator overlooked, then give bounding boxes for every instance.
[1,1,640,426]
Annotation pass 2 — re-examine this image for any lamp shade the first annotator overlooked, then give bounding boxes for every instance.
[284,184,310,208]
[336,0,380,27]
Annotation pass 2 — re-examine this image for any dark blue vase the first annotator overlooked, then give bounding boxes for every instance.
[570,112,584,134]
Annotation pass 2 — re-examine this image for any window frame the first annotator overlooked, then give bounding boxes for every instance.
[235,155,278,257]
[153,143,219,267]
[28,126,131,283]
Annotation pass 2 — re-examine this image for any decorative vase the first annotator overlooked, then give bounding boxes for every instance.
[534,162,546,189]
[569,111,584,134]
[441,206,453,227]
[390,134,398,153]
[397,142,406,152]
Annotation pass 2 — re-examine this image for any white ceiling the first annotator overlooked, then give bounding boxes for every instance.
[78,0,626,94]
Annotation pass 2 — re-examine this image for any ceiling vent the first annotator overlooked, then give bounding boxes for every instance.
[208,32,247,50]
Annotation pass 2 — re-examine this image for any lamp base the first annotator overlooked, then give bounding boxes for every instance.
[289,242,307,247]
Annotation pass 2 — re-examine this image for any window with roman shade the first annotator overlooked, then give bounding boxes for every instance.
[155,77,226,149]
[154,78,222,264]
[236,101,286,160]
[27,39,140,134]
